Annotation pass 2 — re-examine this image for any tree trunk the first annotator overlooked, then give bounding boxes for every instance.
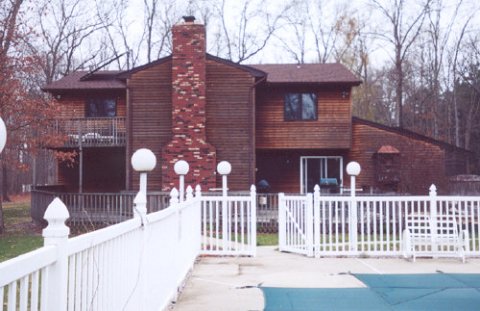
[2,164,10,202]
[396,55,403,128]
[0,160,3,233]
[0,201,4,234]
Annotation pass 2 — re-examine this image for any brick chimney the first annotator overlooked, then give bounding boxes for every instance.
[161,16,217,190]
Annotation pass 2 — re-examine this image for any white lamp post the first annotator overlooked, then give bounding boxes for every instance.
[131,148,157,195]
[346,161,361,252]
[0,117,6,153]
[174,160,189,202]
[346,161,361,197]
[217,161,231,197]
[217,161,231,251]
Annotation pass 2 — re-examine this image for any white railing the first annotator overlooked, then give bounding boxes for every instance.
[0,186,201,311]
[280,184,480,258]
[200,185,257,256]
[53,117,126,147]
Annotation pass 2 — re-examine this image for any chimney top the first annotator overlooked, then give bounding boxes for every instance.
[182,16,196,23]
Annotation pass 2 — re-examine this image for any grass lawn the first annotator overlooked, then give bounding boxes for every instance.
[257,233,278,246]
[0,195,43,262]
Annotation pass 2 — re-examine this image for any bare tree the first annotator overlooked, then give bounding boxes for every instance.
[0,0,69,233]
[210,0,292,63]
[370,0,433,128]
[26,0,107,85]
[415,0,464,138]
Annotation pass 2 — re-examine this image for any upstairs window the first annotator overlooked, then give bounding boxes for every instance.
[86,99,116,117]
[284,93,317,121]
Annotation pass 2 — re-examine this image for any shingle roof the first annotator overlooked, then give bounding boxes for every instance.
[42,71,126,91]
[249,63,362,84]
[353,117,472,153]
[43,62,361,91]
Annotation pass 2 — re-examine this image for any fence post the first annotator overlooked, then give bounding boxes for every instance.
[313,185,320,258]
[133,190,148,310]
[278,193,286,251]
[250,185,257,257]
[42,198,70,311]
[429,184,438,253]
[195,185,202,252]
[306,193,314,257]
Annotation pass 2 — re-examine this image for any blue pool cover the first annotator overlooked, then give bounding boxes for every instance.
[261,274,480,310]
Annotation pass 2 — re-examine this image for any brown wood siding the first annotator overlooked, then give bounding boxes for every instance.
[206,59,255,191]
[56,91,126,118]
[128,60,172,191]
[349,121,448,194]
[256,85,352,149]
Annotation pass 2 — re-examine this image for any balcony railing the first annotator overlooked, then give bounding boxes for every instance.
[31,187,281,232]
[52,117,126,147]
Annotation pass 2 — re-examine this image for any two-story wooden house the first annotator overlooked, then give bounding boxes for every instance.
[41,17,471,200]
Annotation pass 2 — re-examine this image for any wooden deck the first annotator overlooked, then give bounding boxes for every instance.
[31,188,281,231]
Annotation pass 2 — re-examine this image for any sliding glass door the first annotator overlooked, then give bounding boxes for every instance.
[300,156,343,193]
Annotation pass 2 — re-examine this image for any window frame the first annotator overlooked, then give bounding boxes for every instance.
[85,98,117,118]
[284,92,318,121]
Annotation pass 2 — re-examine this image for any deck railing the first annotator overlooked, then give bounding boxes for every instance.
[31,188,170,227]
[52,117,126,147]
[31,188,276,231]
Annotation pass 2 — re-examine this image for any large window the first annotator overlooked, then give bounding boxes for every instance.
[284,93,317,121]
[86,99,116,117]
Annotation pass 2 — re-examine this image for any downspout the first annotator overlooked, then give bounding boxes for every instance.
[125,81,131,191]
[248,75,267,186]
[78,122,83,193]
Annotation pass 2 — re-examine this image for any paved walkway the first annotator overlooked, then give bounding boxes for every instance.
[172,247,480,311]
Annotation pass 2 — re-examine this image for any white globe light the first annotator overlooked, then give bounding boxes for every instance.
[131,148,156,172]
[217,161,232,175]
[174,160,189,175]
[346,161,361,176]
[0,117,6,153]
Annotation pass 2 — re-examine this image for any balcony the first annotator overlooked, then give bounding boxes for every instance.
[52,117,126,147]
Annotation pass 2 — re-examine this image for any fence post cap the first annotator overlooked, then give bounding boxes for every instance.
[170,187,179,205]
[43,197,70,239]
[314,184,320,192]
[250,184,256,193]
[186,185,193,200]
[195,185,202,197]
[429,184,437,195]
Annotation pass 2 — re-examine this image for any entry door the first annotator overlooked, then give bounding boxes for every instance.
[300,157,343,193]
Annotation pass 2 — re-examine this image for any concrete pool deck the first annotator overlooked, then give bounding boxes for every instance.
[172,246,480,311]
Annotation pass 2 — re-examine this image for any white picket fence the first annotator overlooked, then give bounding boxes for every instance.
[200,185,257,256]
[279,185,480,258]
[0,185,257,311]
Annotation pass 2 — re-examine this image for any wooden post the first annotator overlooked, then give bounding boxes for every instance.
[42,198,70,311]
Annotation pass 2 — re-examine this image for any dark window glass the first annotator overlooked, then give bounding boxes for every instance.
[86,99,116,117]
[284,93,317,121]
